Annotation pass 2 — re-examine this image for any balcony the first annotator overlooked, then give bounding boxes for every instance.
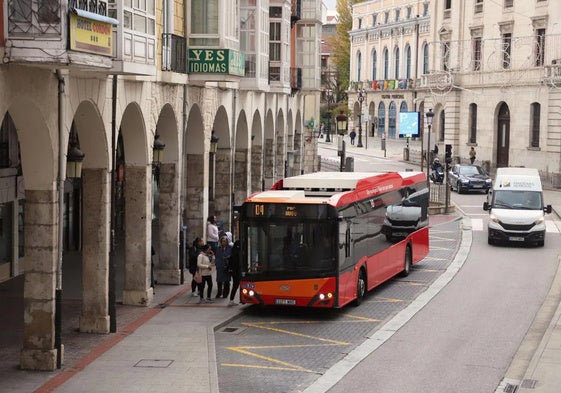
[291,67,302,93]
[291,0,302,26]
[4,0,116,69]
[162,34,186,74]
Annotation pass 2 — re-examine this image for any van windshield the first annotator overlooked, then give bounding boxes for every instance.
[493,190,542,210]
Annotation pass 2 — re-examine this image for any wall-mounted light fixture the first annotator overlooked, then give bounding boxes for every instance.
[67,129,85,178]
[152,133,165,166]
[210,130,219,153]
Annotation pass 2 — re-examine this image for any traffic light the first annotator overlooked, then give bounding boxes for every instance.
[445,144,453,164]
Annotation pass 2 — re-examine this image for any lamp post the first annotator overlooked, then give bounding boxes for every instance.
[209,130,219,201]
[325,89,334,143]
[336,111,348,172]
[66,130,85,179]
[425,109,434,187]
[356,88,365,148]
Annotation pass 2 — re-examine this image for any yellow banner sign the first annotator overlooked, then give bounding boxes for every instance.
[69,13,112,56]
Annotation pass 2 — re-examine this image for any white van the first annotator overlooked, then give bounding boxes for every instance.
[483,168,552,246]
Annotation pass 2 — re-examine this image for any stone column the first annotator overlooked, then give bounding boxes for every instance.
[185,153,205,243]
[264,139,274,189]
[214,148,232,230]
[122,165,153,306]
[234,149,248,205]
[20,189,58,371]
[251,145,263,193]
[157,162,181,284]
[80,168,110,333]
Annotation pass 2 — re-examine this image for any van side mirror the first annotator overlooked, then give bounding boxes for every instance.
[483,202,490,211]
[545,205,552,214]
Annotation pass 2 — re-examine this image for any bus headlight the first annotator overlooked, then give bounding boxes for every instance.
[318,293,333,301]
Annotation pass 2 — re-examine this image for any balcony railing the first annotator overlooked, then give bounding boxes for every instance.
[7,0,62,36]
[162,33,187,74]
[291,67,302,92]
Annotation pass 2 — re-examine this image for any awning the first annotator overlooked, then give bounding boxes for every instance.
[70,8,119,25]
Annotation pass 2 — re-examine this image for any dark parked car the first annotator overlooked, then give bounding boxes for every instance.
[448,164,492,194]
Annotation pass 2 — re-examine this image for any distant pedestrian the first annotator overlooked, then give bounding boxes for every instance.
[228,240,242,306]
[469,147,476,164]
[197,244,215,304]
[206,215,219,254]
[188,237,204,297]
[215,236,232,299]
[349,130,356,145]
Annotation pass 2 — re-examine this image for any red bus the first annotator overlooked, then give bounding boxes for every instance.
[238,171,430,308]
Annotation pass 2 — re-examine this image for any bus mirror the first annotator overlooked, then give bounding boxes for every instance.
[545,204,552,214]
[483,202,489,211]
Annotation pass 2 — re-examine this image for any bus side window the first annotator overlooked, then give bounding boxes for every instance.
[345,227,351,257]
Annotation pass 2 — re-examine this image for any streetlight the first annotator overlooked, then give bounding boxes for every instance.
[425,109,434,186]
[336,111,348,172]
[209,130,219,200]
[357,88,365,148]
[66,129,85,179]
[325,89,334,143]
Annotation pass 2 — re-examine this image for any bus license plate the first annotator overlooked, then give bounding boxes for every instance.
[275,299,296,305]
[509,236,525,242]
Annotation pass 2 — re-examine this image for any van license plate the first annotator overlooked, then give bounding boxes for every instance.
[509,236,524,242]
[275,299,296,305]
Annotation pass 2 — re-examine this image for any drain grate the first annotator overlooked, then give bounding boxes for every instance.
[218,326,246,334]
[134,359,174,368]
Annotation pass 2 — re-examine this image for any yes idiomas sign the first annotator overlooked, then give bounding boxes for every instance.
[188,49,245,76]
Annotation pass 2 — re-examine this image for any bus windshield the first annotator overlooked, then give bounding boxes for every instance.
[243,220,337,278]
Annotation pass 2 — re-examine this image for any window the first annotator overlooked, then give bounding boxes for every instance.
[504,0,513,7]
[372,13,377,26]
[469,103,477,144]
[423,3,429,16]
[405,45,412,79]
[357,51,362,81]
[530,103,540,148]
[406,7,412,19]
[535,28,545,67]
[502,33,511,69]
[394,47,400,79]
[395,9,400,22]
[378,102,386,137]
[191,0,218,45]
[442,41,450,71]
[269,21,281,61]
[445,0,452,9]
[270,6,282,18]
[384,11,389,24]
[240,3,256,78]
[358,18,362,29]
[473,37,482,71]
[439,110,446,142]
[383,48,389,79]
[422,42,429,74]
[475,0,483,13]
[371,49,377,80]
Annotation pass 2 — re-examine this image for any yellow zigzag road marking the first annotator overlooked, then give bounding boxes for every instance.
[226,346,322,373]
[241,322,349,345]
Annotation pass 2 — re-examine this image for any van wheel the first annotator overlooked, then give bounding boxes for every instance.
[400,246,412,277]
[353,269,366,307]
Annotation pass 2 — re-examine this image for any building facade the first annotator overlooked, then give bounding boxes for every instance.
[0,0,322,371]
[350,0,561,184]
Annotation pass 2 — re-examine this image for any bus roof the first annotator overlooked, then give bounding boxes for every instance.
[245,171,426,206]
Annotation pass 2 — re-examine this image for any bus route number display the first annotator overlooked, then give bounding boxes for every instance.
[254,204,265,216]
[285,206,297,217]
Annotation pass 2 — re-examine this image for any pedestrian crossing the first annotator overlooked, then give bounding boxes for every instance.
[469,218,561,233]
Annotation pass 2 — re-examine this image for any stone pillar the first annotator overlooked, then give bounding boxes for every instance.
[80,169,110,333]
[157,162,181,284]
[122,166,153,306]
[214,148,232,231]
[234,149,248,206]
[251,145,262,193]
[185,153,205,243]
[264,139,274,189]
[20,189,58,371]
[275,134,285,182]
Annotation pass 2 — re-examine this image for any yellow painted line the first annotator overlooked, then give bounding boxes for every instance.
[249,321,322,326]
[242,322,350,345]
[232,343,341,350]
[227,347,317,373]
[429,245,455,250]
[340,313,381,322]
[372,297,403,303]
[414,268,445,272]
[221,363,320,373]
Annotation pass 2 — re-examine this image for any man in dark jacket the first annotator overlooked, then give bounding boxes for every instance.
[228,240,241,305]
[188,237,204,297]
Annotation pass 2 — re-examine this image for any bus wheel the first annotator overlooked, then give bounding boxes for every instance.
[353,269,366,307]
[401,246,412,277]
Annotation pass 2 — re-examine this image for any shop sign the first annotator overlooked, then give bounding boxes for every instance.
[188,49,245,76]
[69,13,112,56]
